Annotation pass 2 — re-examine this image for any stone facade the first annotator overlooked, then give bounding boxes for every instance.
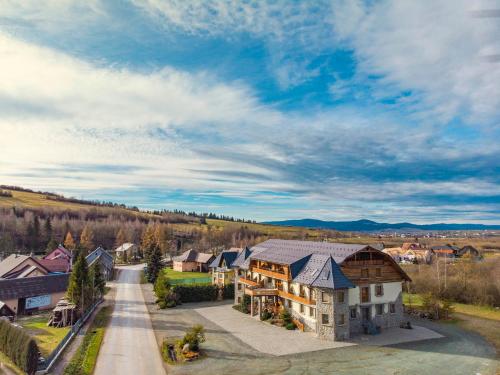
[315,289,335,340]
[234,271,244,305]
[333,290,350,341]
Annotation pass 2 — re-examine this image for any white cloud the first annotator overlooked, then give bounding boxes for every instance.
[332,0,500,125]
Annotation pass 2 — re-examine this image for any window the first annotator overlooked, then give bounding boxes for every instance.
[350,307,357,319]
[376,304,384,315]
[309,307,315,317]
[361,286,370,303]
[375,268,382,278]
[322,314,329,325]
[375,284,384,297]
[300,304,304,313]
[237,283,242,290]
[219,274,224,279]
[389,303,396,314]
[237,297,241,304]
[338,291,345,303]
[321,291,329,303]
[287,300,292,308]
[338,313,345,326]
[361,268,369,278]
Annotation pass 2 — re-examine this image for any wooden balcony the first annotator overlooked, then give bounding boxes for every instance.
[246,288,279,297]
[345,259,385,266]
[239,277,260,287]
[278,290,316,306]
[252,267,290,281]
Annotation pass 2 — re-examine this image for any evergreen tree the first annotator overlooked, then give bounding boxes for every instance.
[141,225,157,262]
[44,217,52,243]
[147,243,162,283]
[67,252,91,312]
[64,231,76,250]
[80,224,95,252]
[89,262,105,300]
[33,216,40,250]
[45,238,58,255]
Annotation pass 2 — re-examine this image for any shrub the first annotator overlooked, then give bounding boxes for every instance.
[285,322,296,330]
[172,285,218,303]
[222,283,235,299]
[0,320,39,374]
[260,310,272,321]
[180,325,206,352]
[280,309,292,324]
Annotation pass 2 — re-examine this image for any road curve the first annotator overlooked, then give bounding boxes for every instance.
[94,264,165,375]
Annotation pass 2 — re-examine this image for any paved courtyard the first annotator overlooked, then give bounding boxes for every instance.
[193,303,442,355]
[142,285,499,375]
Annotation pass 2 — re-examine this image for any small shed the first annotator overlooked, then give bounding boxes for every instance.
[48,298,78,327]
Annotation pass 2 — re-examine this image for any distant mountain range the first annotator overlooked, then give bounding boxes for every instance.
[262,219,500,232]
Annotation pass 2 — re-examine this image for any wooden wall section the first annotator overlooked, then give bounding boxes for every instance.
[340,249,410,285]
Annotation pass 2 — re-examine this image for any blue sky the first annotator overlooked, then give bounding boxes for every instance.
[0,1,499,223]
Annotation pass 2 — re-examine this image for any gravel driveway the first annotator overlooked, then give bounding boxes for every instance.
[143,285,499,375]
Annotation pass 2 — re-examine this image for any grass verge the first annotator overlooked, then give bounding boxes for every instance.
[63,306,113,375]
[162,268,210,281]
[17,314,70,357]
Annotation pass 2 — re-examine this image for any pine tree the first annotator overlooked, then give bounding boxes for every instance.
[141,225,157,262]
[80,224,95,252]
[67,252,91,312]
[147,243,163,283]
[33,216,40,250]
[44,217,52,243]
[89,262,105,300]
[64,231,76,250]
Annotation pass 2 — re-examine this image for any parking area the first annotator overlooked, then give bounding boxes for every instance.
[142,284,499,375]
[193,302,443,355]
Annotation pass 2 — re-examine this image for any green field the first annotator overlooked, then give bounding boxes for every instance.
[403,293,500,321]
[162,268,212,285]
[18,314,70,357]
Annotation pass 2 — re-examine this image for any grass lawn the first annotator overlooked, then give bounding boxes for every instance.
[18,314,70,357]
[403,293,500,321]
[64,306,113,375]
[163,268,211,280]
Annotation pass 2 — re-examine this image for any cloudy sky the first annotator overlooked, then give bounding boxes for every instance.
[1,1,499,223]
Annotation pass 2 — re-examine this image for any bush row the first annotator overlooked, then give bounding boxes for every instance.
[0,319,39,375]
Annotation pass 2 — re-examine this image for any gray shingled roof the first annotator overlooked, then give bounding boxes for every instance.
[249,239,368,265]
[292,254,354,289]
[209,250,240,269]
[86,247,113,269]
[0,274,70,300]
[231,247,252,268]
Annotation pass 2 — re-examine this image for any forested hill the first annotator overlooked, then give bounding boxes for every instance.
[0,186,331,256]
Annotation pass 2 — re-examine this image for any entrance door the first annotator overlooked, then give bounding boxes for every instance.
[361,306,371,322]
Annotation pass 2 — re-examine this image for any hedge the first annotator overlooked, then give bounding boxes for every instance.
[166,284,235,305]
[0,319,39,374]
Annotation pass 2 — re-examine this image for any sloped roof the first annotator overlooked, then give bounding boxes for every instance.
[209,249,240,268]
[38,258,70,273]
[173,249,214,263]
[43,245,71,260]
[86,246,113,268]
[293,254,355,289]
[249,239,368,265]
[115,243,137,252]
[0,254,49,279]
[0,274,70,300]
[231,247,252,268]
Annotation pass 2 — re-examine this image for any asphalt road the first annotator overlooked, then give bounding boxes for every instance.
[94,265,164,375]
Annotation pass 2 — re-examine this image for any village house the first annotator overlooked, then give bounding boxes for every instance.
[42,244,73,272]
[209,248,241,286]
[86,246,114,281]
[233,239,410,341]
[383,243,433,264]
[0,273,70,315]
[172,249,215,272]
[114,242,139,261]
[0,254,50,279]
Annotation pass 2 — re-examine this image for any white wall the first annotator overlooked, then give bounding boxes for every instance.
[348,281,403,309]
